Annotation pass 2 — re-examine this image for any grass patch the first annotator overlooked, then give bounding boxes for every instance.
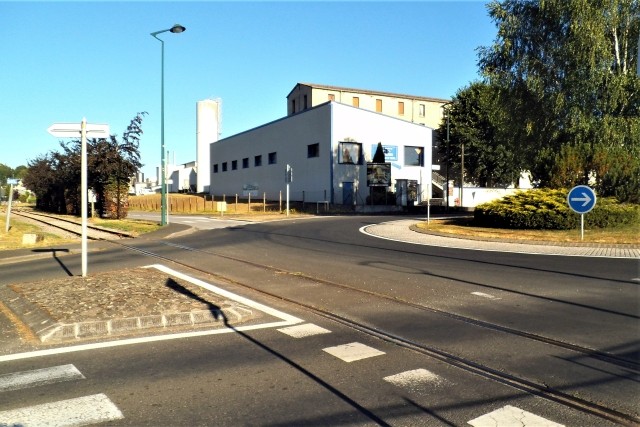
[416,217,640,245]
[89,218,162,236]
[0,218,76,250]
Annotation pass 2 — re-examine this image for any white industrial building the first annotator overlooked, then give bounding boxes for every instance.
[209,101,433,206]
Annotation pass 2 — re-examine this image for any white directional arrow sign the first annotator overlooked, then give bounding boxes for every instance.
[47,123,110,138]
[570,192,592,207]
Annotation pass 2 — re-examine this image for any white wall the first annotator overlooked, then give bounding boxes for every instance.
[210,104,332,200]
[209,102,432,205]
[330,103,432,204]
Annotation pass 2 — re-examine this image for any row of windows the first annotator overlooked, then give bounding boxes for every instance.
[213,143,424,173]
[293,93,428,118]
[337,95,426,118]
[213,144,322,174]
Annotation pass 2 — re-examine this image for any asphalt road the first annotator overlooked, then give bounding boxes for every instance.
[0,215,637,426]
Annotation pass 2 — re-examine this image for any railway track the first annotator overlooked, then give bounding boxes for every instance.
[7,212,639,425]
[114,239,639,426]
[11,209,133,241]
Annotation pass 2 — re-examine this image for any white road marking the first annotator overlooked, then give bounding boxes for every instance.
[0,393,123,426]
[468,405,564,427]
[0,264,303,363]
[277,323,331,338]
[383,368,445,388]
[323,342,385,362]
[0,364,84,392]
[471,291,500,300]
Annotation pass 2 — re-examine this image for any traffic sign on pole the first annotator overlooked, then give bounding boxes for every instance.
[567,185,596,241]
[567,185,596,214]
[47,120,110,277]
[47,123,110,138]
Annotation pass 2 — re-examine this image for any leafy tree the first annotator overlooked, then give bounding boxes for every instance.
[23,113,146,216]
[436,81,524,188]
[478,0,640,201]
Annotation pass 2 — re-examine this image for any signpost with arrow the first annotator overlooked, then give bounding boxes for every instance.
[567,185,596,241]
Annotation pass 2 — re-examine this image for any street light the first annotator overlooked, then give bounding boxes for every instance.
[151,24,186,226]
[441,102,452,212]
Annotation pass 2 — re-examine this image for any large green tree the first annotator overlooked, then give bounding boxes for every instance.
[478,0,640,201]
[436,81,524,187]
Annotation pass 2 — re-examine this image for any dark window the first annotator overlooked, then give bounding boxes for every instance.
[303,95,308,110]
[307,143,320,158]
[404,146,424,166]
[255,155,262,167]
[268,152,277,164]
[242,158,249,169]
[291,100,296,113]
[222,162,228,172]
[232,160,238,170]
[213,164,218,173]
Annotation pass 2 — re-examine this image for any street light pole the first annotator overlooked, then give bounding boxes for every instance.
[441,102,452,212]
[151,24,185,226]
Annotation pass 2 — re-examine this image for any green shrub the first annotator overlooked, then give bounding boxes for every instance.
[474,189,640,230]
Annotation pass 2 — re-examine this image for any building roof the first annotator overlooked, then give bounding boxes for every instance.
[288,82,450,104]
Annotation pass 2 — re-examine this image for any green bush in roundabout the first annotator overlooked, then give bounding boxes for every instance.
[473,188,640,230]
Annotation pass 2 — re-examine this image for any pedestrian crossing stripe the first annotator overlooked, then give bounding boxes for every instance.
[323,342,385,362]
[468,405,564,427]
[277,323,331,338]
[0,393,123,426]
[0,364,85,392]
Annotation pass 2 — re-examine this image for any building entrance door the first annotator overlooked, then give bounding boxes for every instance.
[342,182,354,205]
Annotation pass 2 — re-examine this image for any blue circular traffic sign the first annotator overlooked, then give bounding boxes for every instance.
[567,185,596,214]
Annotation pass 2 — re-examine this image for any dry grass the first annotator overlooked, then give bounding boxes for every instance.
[416,217,640,245]
[0,218,76,250]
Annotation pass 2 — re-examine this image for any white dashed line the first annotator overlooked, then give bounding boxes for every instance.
[471,291,501,300]
[0,393,124,427]
[468,405,564,427]
[322,342,385,362]
[383,368,445,389]
[277,323,331,338]
[0,364,85,392]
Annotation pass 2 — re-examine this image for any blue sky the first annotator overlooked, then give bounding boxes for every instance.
[0,1,496,179]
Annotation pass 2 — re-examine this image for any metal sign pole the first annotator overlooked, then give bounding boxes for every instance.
[81,118,88,277]
[5,183,14,233]
[581,214,584,241]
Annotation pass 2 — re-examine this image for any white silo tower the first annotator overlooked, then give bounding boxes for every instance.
[196,99,221,193]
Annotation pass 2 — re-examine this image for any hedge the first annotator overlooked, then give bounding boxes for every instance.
[473,189,640,230]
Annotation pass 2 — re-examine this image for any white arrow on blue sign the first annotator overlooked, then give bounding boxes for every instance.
[567,185,596,214]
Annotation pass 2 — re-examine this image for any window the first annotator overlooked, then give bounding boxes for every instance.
[291,99,296,113]
[398,102,405,115]
[328,94,335,101]
[419,104,425,117]
[222,162,228,172]
[232,160,238,170]
[307,143,320,158]
[352,97,359,107]
[254,155,262,167]
[404,146,424,167]
[268,152,277,164]
[303,95,308,110]
[213,164,218,173]
[376,99,382,112]
[339,142,362,164]
[242,158,249,169]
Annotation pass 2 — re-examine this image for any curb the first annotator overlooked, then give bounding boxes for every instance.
[0,286,257,343]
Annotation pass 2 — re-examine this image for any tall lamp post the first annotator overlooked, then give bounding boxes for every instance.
[151,24,185,226]
[441,102,452,212]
